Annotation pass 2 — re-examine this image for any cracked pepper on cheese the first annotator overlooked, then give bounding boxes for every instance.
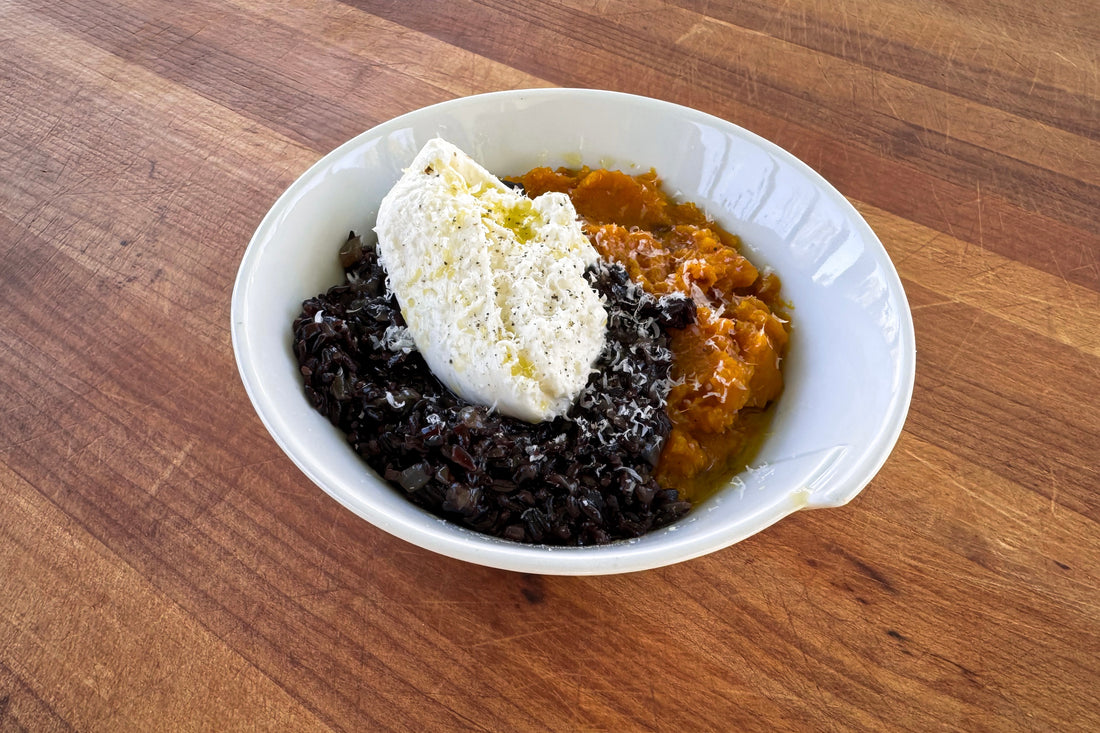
[374,138,607,423]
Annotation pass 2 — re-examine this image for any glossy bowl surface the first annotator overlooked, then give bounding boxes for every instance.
[231,89,916,575]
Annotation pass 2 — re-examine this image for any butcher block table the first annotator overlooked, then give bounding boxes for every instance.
[2,1,1097,730]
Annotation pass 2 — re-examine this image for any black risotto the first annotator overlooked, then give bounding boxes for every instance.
[293,232,696,545]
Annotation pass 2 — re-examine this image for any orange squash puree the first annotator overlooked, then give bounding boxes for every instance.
[512,167,790,502]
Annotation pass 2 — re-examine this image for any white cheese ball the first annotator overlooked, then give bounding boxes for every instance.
[374,138,608,422]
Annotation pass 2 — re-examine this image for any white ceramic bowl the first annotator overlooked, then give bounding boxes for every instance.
[232,89,915,575]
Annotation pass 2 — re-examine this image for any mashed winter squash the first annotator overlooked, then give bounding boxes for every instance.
[511,166,790,502]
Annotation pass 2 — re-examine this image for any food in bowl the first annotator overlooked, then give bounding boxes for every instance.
[292,138,789,545]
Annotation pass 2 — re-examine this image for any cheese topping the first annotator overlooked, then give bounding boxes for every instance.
[374,138,607,422]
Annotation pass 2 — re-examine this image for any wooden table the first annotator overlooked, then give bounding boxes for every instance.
[2,1,1097,730]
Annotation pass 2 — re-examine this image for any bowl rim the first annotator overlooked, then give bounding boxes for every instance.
[231,88,916,575]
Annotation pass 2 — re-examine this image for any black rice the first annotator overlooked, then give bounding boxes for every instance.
[293,231,695,545]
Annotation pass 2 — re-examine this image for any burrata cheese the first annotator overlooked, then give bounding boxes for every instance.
[374,138,607,422]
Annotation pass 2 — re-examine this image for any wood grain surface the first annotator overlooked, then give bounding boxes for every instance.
[2,0,1097,730]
